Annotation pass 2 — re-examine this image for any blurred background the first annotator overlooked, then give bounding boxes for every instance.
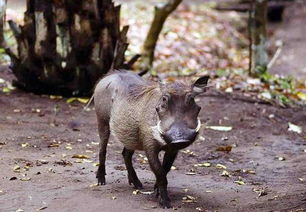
[6,0,306,78]
[2,0,306,104]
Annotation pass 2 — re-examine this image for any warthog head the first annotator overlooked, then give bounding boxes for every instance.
[155,76,209,148]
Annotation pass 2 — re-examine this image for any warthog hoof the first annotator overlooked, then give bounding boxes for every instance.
[128,175,143,189]
[96,174,105,185]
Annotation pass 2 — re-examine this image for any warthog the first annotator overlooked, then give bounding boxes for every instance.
[94,70,209,208]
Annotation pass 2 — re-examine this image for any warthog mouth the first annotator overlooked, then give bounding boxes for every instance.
[171,139,190,144]
[152,119,201,146]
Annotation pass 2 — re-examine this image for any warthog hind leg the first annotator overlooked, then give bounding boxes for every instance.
[96,120,110,185]
[122,147,143,189]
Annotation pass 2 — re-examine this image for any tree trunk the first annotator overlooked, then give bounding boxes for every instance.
[249,0,268,76]
[0,0,5,46]
[138,0,182,73]
[6,0,133,96]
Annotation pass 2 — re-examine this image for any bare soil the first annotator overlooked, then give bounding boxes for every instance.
[0,67,305,212]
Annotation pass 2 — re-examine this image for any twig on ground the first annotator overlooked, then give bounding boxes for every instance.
[268,42,283,69]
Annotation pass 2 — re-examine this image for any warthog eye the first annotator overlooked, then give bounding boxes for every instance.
[157,95,169,113]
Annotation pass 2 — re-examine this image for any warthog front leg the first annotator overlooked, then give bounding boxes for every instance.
[96,120,110,185]
[146,149,171,208]
[122,147,143,189]
[162,151,178,174]
[154,150,178,197]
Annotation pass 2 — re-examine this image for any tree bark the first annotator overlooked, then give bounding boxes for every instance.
[6,0,132,96]
[249,0,268,76]
[0,0,5,46]
[138,0,182,73]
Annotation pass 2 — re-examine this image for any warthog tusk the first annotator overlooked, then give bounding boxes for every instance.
[195,118,201,132]
[157,120,164,135]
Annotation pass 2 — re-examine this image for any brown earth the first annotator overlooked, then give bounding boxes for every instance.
[0,67,305,212]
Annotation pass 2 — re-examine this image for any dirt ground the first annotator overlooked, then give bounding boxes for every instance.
[0,67,305,212]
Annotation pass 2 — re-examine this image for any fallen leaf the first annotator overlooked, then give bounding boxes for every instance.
[139,191,154,195]
[20,177,31,181]
[111,196,117,200]
[297,92,306,101]
[288,122,302,134]
[268,195,279,201]
[74,159,83,163]
[133,190,140,195]
[225,87,233,93]
[21,143,30,148]
[243,169,256,174]
[77,98,89,104]
[216,164,227,169]
[277,156,285,161]
[216,145,232,153]
[2,87,11,93]
[185,172,196,175]
[65,146,72,150]
[260,91,272,100]
[66,97,77,103]
[89,183,98,188]
[253,187,268,197]
[221,170,230,177]
[49,95,62,99]
[198,136,205,141]
[48,143,60,148]
[298,178,304,182]
[36,206,48,211]
[181,149,197,156]
[13,165,21,172]
[171,166,177,170]
[205,126,232,131]
[194,162,211,167]
[234,180,245,185]
[36,160,49,166]
[92,162,99,167]
[54,160,73,166]
[182,195,197,203]
[48,168,55,173]
[16,209,24,212]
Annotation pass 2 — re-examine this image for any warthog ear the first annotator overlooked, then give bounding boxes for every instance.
[191,75,209,95]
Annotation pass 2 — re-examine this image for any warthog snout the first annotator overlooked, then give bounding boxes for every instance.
[158,120,201,144]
